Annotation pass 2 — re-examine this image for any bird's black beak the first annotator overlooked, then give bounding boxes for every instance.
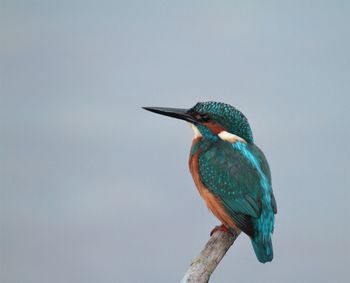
[143,107,197,123]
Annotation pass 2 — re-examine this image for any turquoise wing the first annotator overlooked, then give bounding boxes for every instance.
[198,140,276,236]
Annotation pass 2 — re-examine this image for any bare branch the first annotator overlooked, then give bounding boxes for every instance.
[180,229,240,283]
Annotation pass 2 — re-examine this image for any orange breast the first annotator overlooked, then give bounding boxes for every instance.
[189,138,239,231]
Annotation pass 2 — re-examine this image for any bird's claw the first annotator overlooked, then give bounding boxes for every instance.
[210,224,230,236]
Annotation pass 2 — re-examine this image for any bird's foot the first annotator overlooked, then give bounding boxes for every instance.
[210,224,230,236]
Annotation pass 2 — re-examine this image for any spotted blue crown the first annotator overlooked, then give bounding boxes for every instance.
[190,101,254,143]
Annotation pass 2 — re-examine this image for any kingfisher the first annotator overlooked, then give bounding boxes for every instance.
[143,101,277,263]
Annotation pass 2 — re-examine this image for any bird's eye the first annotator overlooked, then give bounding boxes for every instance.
[201,114,210,122]
[190,110,211,122]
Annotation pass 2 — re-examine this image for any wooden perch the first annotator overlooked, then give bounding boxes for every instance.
[180,229,240,283]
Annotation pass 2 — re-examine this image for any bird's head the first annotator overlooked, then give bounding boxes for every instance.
[143,101,254,143]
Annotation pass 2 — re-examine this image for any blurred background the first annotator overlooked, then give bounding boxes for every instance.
[1,1,349,282]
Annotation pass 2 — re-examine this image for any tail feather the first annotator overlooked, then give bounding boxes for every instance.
[251,237,273,263]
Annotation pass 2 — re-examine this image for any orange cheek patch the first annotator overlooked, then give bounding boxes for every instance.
[202,122,226,135]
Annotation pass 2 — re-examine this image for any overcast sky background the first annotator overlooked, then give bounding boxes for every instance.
[1,1,349,282]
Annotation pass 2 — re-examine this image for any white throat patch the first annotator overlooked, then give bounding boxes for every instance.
[218,131,246,143]
[189,123,202,138]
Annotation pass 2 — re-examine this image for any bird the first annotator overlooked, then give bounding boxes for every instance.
[143,101,277,263]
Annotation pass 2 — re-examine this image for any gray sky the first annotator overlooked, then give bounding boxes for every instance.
[1,1,349,282]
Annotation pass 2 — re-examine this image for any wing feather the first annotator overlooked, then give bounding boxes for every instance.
[198,140,276,236]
